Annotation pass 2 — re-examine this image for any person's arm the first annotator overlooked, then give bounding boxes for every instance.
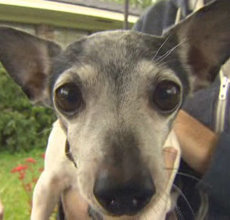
[174,110,230,212]
[174,110,218,174]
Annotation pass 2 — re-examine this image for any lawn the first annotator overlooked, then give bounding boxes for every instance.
[0,149,46,220]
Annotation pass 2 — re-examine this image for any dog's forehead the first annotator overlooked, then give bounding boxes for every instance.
[51,31,165,86]
[82,30,160,54]
[67,30,164,68]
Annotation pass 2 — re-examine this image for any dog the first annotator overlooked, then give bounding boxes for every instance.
[0,0,230,219]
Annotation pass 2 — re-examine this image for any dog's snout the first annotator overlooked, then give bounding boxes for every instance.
[94,169,155,216]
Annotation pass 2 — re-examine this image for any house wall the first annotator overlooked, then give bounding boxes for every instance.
[0,1,138,46]
[0,21,89,47]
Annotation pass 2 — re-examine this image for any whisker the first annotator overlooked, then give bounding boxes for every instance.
[152,35,171,61]
[163,167,201,183]
[172,184,195,218]
[176,172,200,182]
[165,167,212,189]
[156,39,187,63]
[174,205,184,220]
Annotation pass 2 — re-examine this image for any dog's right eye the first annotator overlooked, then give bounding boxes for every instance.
[55,83,83,115]
[151,80,181,113]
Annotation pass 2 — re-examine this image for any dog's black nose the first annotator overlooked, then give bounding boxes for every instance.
[94,170,155,216]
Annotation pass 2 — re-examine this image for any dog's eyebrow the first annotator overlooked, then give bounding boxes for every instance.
[71,64,98,84]
[52,64,98,91]
[55,71,83,88]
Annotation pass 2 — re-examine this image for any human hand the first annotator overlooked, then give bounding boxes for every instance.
[174,110,218,174]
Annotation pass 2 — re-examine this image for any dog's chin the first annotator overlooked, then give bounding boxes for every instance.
[88,203,142,220]
[89,207,141,220]
[89,200,154,220]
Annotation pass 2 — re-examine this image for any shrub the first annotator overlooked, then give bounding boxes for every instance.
[0,65,56,153]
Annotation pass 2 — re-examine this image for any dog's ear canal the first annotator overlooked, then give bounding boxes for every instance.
[0,27,62,105]
[166,0,230,89]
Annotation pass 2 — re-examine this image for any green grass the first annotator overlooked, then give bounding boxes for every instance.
[0,149,45,220]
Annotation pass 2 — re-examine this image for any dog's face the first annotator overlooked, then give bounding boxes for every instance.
[0,1,230,218]
[51,31,183,216]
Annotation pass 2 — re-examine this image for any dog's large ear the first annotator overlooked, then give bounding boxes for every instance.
[0,27,62,105]
[165,0,230,89]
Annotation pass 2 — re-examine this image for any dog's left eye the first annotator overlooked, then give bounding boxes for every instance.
[152,80,181,113]
[55,83,83,114]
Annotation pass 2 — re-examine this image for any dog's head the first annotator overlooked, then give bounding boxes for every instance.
[0,1,230,218]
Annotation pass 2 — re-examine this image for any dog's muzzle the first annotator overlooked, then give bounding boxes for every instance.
[93,167,155,216]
